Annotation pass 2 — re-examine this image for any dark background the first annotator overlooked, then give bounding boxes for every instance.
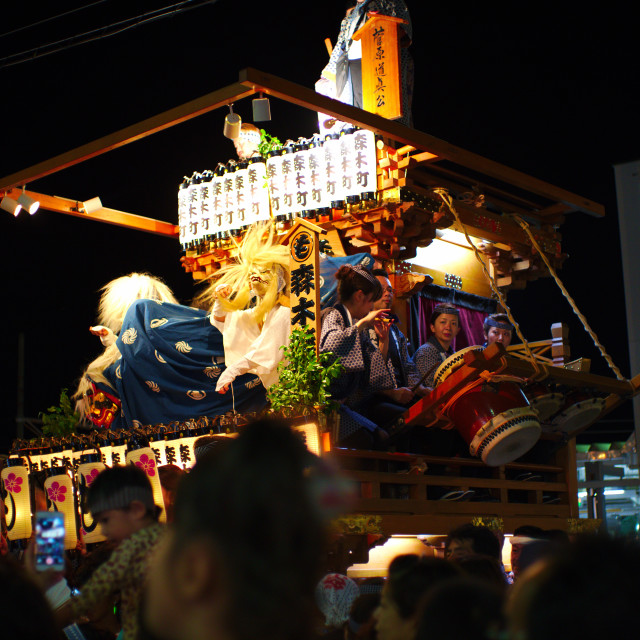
[0,2,637,451]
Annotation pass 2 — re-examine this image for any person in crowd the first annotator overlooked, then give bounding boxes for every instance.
[444,524,502,564]
[345,593,381,640]
[416,577,506,640]
[374,554,460,640]
[56,465,164,640]
[0,555,64,640]
[509,525,545,581]
[315,573,360,637]
[192,434,232,464]
[370,269,429,400]
[70,542,120,640]
[317,1,413,128]
[508,535,640,640]
[454,555,508,594]
[142,418,330,640]
[413,305,461,389]
[158,464,184,524]
[483,312,513,348]
[319,263,394,447]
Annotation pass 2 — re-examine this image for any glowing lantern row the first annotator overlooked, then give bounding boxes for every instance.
[178,128,377,243]
[1,457,32,541]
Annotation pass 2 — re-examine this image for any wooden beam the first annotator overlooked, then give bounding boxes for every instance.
[0,83,255,190]
[238,68,605,217]
[3,188,178,238]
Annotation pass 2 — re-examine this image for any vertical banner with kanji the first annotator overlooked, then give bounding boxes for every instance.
[353,14,406,120]
[285,221,324,353]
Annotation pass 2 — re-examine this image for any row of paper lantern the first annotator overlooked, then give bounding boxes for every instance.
[178,128,377,247]
[0,440,200,548]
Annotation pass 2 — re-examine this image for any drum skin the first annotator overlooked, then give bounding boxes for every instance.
[434,346,484,387]
[551,391,605,433]
[446,382,541,466]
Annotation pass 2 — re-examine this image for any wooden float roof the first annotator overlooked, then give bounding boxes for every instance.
[0,68,603,236]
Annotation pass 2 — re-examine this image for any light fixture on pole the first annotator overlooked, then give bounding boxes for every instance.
[17,188,39,215]
[223,104,241,139]
[252,92,271,122]
[82,197,103,214]
[0,196,22,216]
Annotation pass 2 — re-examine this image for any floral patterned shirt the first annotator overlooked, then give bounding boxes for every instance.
[70,523,164,640]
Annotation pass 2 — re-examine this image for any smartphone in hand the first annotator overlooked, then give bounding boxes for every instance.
[35,511,65,572]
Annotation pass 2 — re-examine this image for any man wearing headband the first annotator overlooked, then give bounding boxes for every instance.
[233,123,262,160]
[483,313,513,348]
[414,304,461,389]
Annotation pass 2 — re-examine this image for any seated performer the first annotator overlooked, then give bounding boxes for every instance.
[370,269,429,400]
[209,222,291,393]
[413,304,461,389]
[319,264,394,448]
[483,313,513,348]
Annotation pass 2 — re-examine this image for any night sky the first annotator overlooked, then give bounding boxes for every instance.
[0,2,637,451]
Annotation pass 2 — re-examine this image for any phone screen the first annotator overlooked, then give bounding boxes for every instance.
[35,511,65,571]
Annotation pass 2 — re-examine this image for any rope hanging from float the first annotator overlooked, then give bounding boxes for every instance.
[433,188,546,380]
[511,214,627,382]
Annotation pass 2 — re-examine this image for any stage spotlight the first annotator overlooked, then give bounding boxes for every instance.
[252,93,271,122]
[0,196,22,216]
[223,104,241,139]
[17,192,40,215]
[82,197,103,213]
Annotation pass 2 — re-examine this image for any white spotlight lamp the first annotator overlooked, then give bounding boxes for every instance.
[17,191,40,215]
[82,197,103,214]
[1,196,22,216]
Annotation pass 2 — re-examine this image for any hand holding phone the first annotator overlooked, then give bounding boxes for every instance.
[35,511,65,572]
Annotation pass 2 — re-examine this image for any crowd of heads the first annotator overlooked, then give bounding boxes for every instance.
[3,414,640,640]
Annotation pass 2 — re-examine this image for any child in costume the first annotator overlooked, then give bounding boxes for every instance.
[58,465,164,640]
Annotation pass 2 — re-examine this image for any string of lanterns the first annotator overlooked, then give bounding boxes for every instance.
[1,414,244,548]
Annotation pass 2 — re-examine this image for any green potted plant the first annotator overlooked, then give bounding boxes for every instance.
[267,325,343,435]
[39,389,81,437]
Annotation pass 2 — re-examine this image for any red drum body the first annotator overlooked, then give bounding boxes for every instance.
[550,390,604,433]
[446,382,541,466]
[524,383,564,422]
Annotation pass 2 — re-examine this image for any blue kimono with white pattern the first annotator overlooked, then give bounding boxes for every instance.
[101,299,266,427]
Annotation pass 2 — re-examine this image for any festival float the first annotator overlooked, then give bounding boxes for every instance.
[1,14,636,570]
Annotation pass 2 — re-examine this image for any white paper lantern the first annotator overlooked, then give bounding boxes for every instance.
[126,446,167,523]
[76,453,107,544]
[1,458,32,541]
[308,139,329,209]
[352,128,377,197]
[247,159,271,223]
[323,134,344,204]
[292,142,312,216]
[266,149,285,217]
[44,467,78,550]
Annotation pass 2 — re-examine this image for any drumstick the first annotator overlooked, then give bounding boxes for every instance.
[411,361,440,393]
[324,38,333,56]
